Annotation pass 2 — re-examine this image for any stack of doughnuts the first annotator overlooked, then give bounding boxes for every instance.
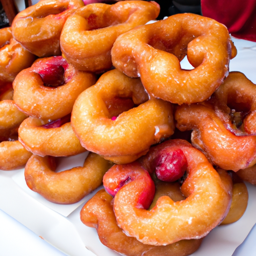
[0,0,254,255]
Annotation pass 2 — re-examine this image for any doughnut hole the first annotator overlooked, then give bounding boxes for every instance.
[149,178,185,210]
[104,97,135,120]
[37,64,66,88]
[213,72,256,135]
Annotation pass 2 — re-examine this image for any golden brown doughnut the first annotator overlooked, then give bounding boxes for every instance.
[237,165,256,186]
[111,13,236,105]
[12,0,84,57]
[18,115,86,157]
[103,139,232,245]
[25,153,112,204]
[0,82,27,130]
[175,102,256,171]
[80,189,203,256]
[0,100,28,130]
[0,82,31,170]
[71,69,175,164]
[0,140,32,170]
[60,1,160,73]
[221,171,248,225]
[0,27,35,84]
[214,71,256,134]
[13,56,96,120]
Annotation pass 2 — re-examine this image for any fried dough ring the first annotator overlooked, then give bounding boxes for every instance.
[13,56,96,120]
[237,166,256,186]
[0,27,35,84]
[175,102,256,171]
[25,153,112,204]
[0,83,28,130]
[60,1,160,73]
[0,84,31,170]
[111,13,236,105]
[221,171,248,225]
[18,116,85,157]
[81,189,203,256]
[0,100,28,130]
[103,139,232,245]
[71,69,175,164]
[213,72,256,181]
[0,83,27,130]
[0,140,32,170]
[11,0,84,57]
[214,72,256,134]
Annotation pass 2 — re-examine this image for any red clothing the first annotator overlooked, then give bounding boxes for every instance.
[201,0,256,42]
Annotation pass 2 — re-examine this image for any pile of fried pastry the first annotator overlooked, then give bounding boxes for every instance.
[0,0,255,255]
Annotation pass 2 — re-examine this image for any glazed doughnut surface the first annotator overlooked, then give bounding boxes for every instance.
[60,1,160,73]
[81,189,203,256]
[0,27,35,84]
[103,139,232,245]
[12,0,84,57]
[112,13,237,105]
[13,56,96,120]
[25,153,112,204]
[18,116,86,157]
[71,69,174,164]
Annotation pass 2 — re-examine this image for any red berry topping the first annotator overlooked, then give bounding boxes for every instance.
[155,149,187,182]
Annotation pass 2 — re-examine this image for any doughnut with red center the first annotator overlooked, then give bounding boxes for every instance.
[111,13,237,105]
[18,115,86,157]
[60,1,160,73]
[25,153,112,204]
[11,0,84,57]
[71,69,175,164]
[0,27,35,84]
[103,139,232,245]
[80,188,203,256]
[13,56,96,120]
